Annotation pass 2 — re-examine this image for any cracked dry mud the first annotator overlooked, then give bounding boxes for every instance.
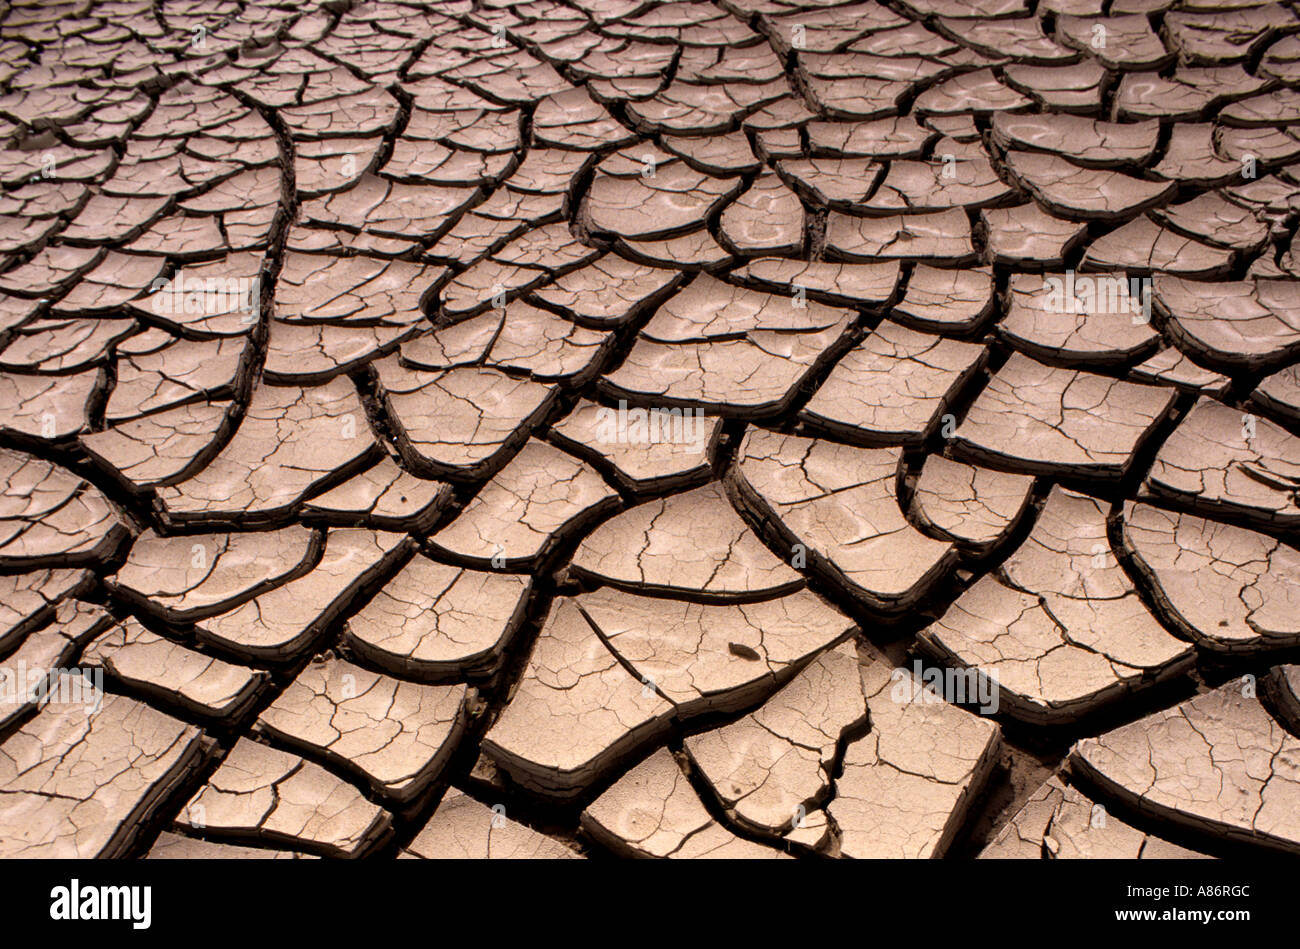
[1,0,1299,865]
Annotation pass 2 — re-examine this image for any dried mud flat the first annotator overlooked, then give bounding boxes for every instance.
[0,0,1299,862]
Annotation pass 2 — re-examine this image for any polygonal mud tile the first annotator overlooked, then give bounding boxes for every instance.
[439,257,557,320]
[129,253,265,338]
[532,86,637,150]
[582,163,740,240]
[274,253,441,326]
[1155,276,1300,372]
[730,257,901,310]
[640,274,849,343]
[1121,501,1300,655]
[952,353,1177,479]
[1001,273,1159,365]
[0,245,103,298]
[1223,87,1300,126]
[0,567,92,654]
[941,15,1072,63]
[1005,151,1174,221]
[345,552,530,680]
[492,222,601,273]
[107,523,319,625]
[863,146,1012,214]
[764,2,907,55]
[676,40,785,83]
[581,748,788,858]
[625,78,787,136]
[684,641,866,839]
[255,656,470,805]
[1151,191,1269,254]
[892,265,994,333]
[797,64,914,122]
[577,584,854,719]
[729,427,956,612]
[828,646,1001,859]
[263,320,420,385]
[1116,65,1266,121]
[1080,217,1234,279]
[0,448,128,569]
[616,227,737,270]
[980,776,1209,859]
[1251,365,1300,425]
[570,482,803,600]
[529,255,684,328]
[991,112,1158,166]
[293,136,382,196]
[381,138,513,186]
[0,600,113,732]
[482,597,675,800]
[0,317,135,374]
[910,455,1035,555]
[81,400,236,493]
[1055,14,1171,71]
[981,204,1088,269]
[403,788,580,859]
[600,277,855,418]
[81,618,269,722]
[156,379,380,527]
[1002,60,1107,112]
[402,301,616,386]
[1070,682,1300,855]
[1146,396,1300,531]
[193,529,412,663]
[146,833,316,859]
[0,679,209,858]
[298,174,479,241]
[279,87,400,140]
[1151,125,1243,186]
[301,456,452,532]
[547,398,722,495]
[177,737,391,858]
[719,173,804,256]
[807,114,936,158]
[824,208,975,263]
[918,487,1194,724]
[1129,348,1231,396]
[912,68,1031,115]
[801,321,987,444]
[106,335,252,422]
[376,355,561,480]
[429,439,619,569]
[663,130,761,176]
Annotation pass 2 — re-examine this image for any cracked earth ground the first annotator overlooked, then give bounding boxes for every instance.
[1,0,1300,863]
